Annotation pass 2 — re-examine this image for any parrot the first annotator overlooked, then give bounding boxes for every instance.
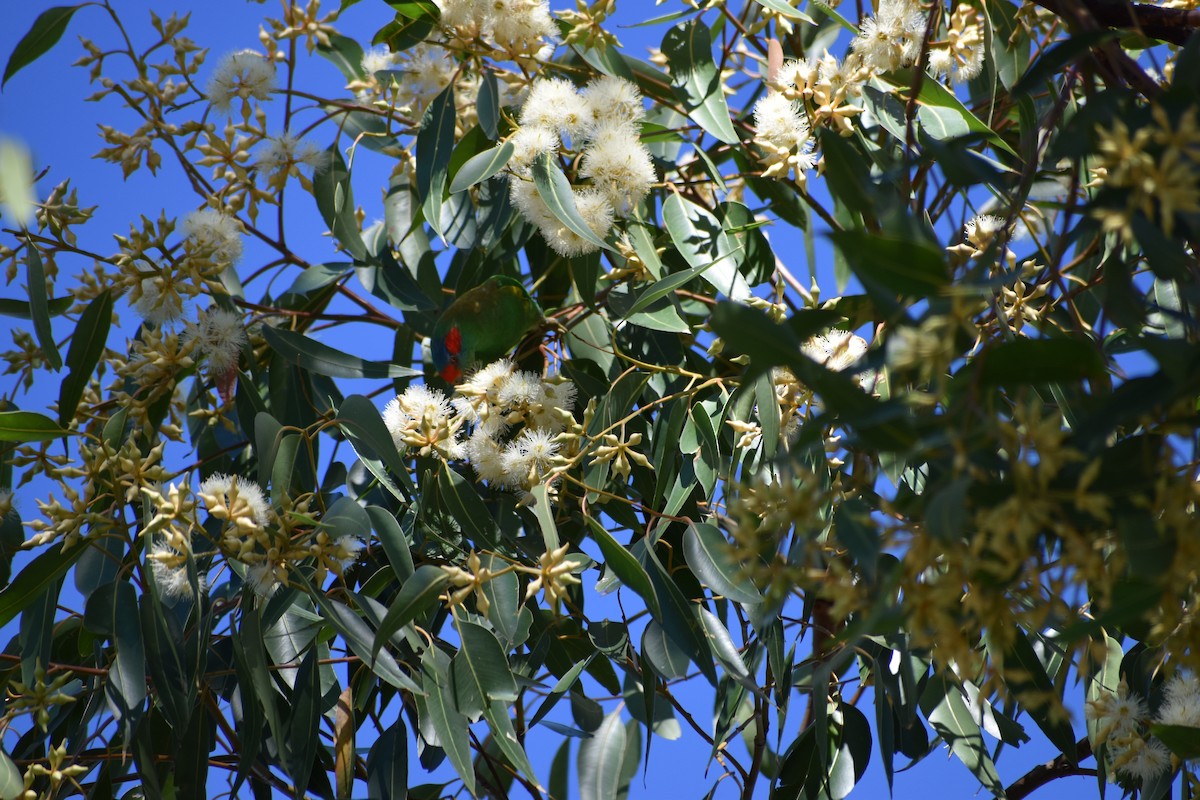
[429,275,544,383]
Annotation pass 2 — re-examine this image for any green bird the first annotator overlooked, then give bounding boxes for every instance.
[430,276,544,383]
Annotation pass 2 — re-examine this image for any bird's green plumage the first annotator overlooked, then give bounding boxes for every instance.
[430,276,543,382]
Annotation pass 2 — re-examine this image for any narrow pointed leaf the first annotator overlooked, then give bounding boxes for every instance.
[663,194,751,301]
[262,325,419,379]
[660,21,739,144]
[578,709,627,800]
[450,142,513,194]
[3,6,83,88]
[684,522,761,604]
[25,244,61,370]
[0,410,69,442]
[367,718,409,800]
[373,565,448,657]
[531,153,613,251]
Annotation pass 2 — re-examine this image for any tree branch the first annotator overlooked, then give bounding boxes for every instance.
[1029,0,1200,45]
[1005,736,1096,800]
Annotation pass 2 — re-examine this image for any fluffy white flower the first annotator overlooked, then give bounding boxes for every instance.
[754,93,809,149]
[181,209,243,266]
[498,370,546,410]
[964,214,1008,250]
[391,44,456,113]
[148,541,206,602]
[1114,736,1172,784]
[491,0,558,54]
[334,535,366,568]
[543,189,614,258]
[199,473,271,529]
[135,275,186,325]
[509,126,560,173]
[246,561,281,596]
[255,134,326,175]
[206,50,277,114]
[466,430,509,483]
[531,379,577,432]
[360,46,399,75]
[383,384,459,458]
[187,306,246,375]
[1157,674,1200,727]
[520,78,589,142]
[853,0,927,73]
[581,76,645,135]
[580,124,656,214]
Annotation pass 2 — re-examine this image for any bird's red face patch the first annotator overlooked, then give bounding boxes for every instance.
[439,326,463,383]
[445,326,462,356]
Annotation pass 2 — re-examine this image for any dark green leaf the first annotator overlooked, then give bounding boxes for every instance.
[420,647,476,797]
[531,153,613,251]
[438,467,499,548]
[417,84,456,239]
[449,142,513,194]
[261,325,419,379]
[975,338,1106,385]
[315,33,365,82]
[587,519,661,618]
[367,718,409,800]
[0,296,71,319]
[989,628,1077,762]
[478,71,501,139]
[919,675,1005,798]
[0,540,85,627]
[313,144,370,263]
[286,649,322,791]
[337,394,414,501]
[829,231,948,298]
[833,500,880,583]
[1150,723,1200,760]
[0,410,69,442]
[451,619,519,718]
[579,709,627,800]
[683,522,761,604]
[373,565,448,657]
[660,21,739,144]
[366,506,415,581]
[58,290,112,427]
[3,6,83,88]
[662,194,751,301]
[25,243,61,370]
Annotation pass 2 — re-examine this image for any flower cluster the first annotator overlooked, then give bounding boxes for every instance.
[1086,674,1200,785]
[205,50,277,118]
[507,76,655,257]
[383,359,577,494]
[198,473,363,595]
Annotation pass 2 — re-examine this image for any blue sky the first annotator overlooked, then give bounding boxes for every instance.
[0,1,1121,798]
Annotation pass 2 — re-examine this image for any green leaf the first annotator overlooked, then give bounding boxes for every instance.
[1150,723,1200,760]
[449,142,513,194]
[663,193,752,301]
[367,718,409,800]
[750,0,815,23]
[284,262,351,297]
[833,500,881,583]
[683,523,761,604]
[3,6,83,88]
[373,565,448,657]
[531,153,613,252]
[0,541,84,628]
[420,647,476,797]
[313,144,370,263]
[884,70,1018,158]
[975,338,1107,385]
[451,619,519,718]
[438,467,500,548]
[480,552,521,646]
[0,296,71,319]
[367,506,415,581]
[0,749,22,800]
[315,32,365,82]
[1011,30,1117,97]
[697,608,754,688]
[25,243,61,371]
[483,700,540,788]
[989,628,1077,762]
[579,709,628,800]
[641,621,690,680]
[829,231,948,298]
[261,325,419,380]
[417,83,456,240]
[660,21,739,145]
[919,675,1005,798]
[58,290,112,427]
[827,703,873,800]
[478,71,501,139]
[587,519,661,618]
[105,581,147,726]
[139,591,195,731]
[337,394,414,501]
[0,410,69,442]
[286,648,322,792]
[372,11,437,51]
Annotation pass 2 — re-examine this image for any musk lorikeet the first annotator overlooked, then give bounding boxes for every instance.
[430,275,544,383]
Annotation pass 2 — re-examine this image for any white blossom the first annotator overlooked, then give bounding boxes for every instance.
[254,133,326,175]
[181,209,243,266]
[206,50,276,114]
[580,124,656,214]
[853,0,928,73]
[519,78,590,142]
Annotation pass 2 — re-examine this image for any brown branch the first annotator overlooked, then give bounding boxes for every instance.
[1029,0,1200,45]
[1005,736,1096,800]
